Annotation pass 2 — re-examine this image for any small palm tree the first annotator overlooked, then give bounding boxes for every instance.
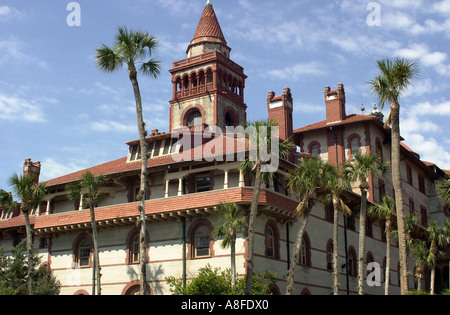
[410,240,428,292]
[213,203,247,287]
[369,57,419,295]
[0,174,46,295]
[426,222,447,295]
[284,157,336,295]
[96,26,161,295]
[240,119,293,295]
[66,172,106,295]
[368,195,396,295]
[343,152,389,295]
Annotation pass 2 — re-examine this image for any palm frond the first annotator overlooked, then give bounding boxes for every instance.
[96,44,123,73]
[139,58,161,78]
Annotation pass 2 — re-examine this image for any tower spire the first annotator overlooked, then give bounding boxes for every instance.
[187,1,229,57]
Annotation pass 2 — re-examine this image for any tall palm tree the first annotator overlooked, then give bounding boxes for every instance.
[213,203,247,287]
[368,195,396,295]
[0,174,46,295]
[96,26,161,295]
[322,165,352,295]
[425,222,447,295]
[284,157,336,295]
[240,119,293,295]
[343,152,389,295]
[369,57,419,294]
[66,172,106,295]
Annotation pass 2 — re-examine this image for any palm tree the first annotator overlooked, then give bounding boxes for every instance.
[343,152,389,295]
[213,203,247,287]
[284,157,336,295]
[96,26,161,295]
[66,172,106,295]
[410,239,430,291]
[0,174,46,295]
[368,195,396,295]
[322,165,352,295]
[425,222,447,295]
[369,57,419,294]
[437,179,450,206]
[410,240,428,292]
[240,119,293,295]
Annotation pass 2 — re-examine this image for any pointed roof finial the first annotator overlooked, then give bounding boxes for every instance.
[206,0,211,5]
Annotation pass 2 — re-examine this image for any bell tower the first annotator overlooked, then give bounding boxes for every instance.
[169,1,247,132]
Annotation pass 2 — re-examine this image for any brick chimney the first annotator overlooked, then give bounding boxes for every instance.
[267,87,293,141]
[23,158,41,183]
[325,83,346,124]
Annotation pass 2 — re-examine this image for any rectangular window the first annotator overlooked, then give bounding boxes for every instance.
[130,145,139,161]
[196,172,211,193]
[418,176,425,194]
[406,165,413,186]
[162,139,172,155]
[153,140,162,157]
[409,198,415,215]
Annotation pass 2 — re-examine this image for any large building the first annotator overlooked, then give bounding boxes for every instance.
[1,2,449,295]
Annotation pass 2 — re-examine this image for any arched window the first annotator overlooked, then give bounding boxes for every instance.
[308,141,321,158]
[265,227,275,258]
[78,240,91,268]
[194,225,211,258]
[299,233,311,267]
[265,221,280,259]
[351,138,359,159]
[348,247,357,277]
[347,134,361,160]
[131,234,140,264]
[187,110,202,126]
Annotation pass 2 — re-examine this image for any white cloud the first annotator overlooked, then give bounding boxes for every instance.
[91,120,136,133]
[0,93,46,122]
[394,43,449,76]
[0,37,48,69]
[0,6,21,21]
[268,62,325,80]
[40,158,88,182]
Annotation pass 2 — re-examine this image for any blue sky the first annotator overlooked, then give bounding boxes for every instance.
[0,0,449,190]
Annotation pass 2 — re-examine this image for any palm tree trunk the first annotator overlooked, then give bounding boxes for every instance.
[332,196,340,295]
[286,208,311,295]
[129,63,149,296]
[89,202,101,295]
[23,209,33,295]
[430,266,436,295]
[357,188,368,295]
[390,101,408,295]
[231,236,236,287]
[385,220,391,295]
[245,160,262,295]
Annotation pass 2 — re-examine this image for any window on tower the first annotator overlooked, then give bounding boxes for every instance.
[187,110,202,126]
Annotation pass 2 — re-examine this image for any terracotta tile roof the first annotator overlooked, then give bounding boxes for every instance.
[44,133,248,187]
[191,3,227,45]
[294,114,379,133]
[33,188,298,232]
